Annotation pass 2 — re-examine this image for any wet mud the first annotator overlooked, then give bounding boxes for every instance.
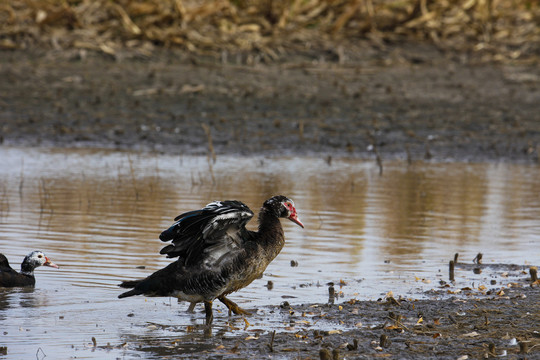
[1,47,539,163]
[85,259,539,359]
[114,272,540,359]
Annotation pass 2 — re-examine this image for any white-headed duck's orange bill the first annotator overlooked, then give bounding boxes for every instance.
[44,257,59,269]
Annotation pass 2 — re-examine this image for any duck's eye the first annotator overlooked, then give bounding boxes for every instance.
[37,254,43,258]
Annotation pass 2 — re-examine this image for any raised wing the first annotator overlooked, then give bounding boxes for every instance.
[159,200,255,266]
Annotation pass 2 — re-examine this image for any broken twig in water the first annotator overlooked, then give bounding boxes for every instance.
[424,142,432,159]
[487,343,497,357]
[267,330,276,352]
[380,334,391,348]
[449,260,455,281]
[473,253,483,264]
[519,341,529,354]
[319,348,332,360]
[346,339,359,350]
[328,285,335,304]
[374,147,383,175]
[530,266,538,282]
[201,123,216,164]
[201,123,216,184]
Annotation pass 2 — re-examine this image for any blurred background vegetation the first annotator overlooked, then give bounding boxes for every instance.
[1,0,539,62]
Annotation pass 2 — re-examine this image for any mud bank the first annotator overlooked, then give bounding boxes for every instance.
[1,48,539,163]
[115,281,539,359]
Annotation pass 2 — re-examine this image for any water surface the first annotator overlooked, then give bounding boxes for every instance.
[0,147,539,358]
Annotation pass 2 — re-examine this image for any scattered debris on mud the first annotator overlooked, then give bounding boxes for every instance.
[114,268,539,359]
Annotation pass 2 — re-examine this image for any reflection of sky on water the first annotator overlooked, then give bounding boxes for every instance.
[0,147,539,358]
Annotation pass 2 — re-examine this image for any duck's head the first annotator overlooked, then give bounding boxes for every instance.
[264,195,304,228]
[21,251,59,275]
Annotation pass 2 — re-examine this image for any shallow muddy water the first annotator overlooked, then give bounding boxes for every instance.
[0,147,539,359]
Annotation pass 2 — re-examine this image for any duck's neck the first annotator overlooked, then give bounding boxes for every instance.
[257,208,285,257]
[20,263,34,276]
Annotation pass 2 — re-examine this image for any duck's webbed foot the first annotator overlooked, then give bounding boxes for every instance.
[204,301,213,325]
[218,296,251,316]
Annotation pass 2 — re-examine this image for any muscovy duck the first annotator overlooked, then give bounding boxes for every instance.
[118,195,304,325]
[0,251,59,287]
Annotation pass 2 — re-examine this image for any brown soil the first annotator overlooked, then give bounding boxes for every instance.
[1,45,540,163]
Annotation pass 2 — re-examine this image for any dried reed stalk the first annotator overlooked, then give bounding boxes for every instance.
[0,0,537,61]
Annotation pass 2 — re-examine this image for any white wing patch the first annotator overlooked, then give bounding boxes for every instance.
[204,201,224,210]
[202,211,252,239]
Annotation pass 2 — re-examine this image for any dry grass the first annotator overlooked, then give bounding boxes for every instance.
[0,0,539,61]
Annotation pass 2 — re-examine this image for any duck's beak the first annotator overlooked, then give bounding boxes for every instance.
[288,212,304,228]
[44,257,59,269]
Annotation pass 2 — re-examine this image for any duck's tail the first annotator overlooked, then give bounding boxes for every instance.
[118,288,143,298]
[118,279,141,288]
[118,279,144,298]
[117,261,183,299]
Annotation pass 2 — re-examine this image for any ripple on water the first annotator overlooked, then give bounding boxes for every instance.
[1,147,539,358]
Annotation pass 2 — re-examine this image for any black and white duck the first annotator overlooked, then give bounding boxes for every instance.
[118,195,304,325]
[0,251,59,287]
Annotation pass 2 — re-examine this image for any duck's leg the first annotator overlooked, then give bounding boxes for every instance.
[218,296,251,315]
[187,302,196,313]
[204,301,213,325]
